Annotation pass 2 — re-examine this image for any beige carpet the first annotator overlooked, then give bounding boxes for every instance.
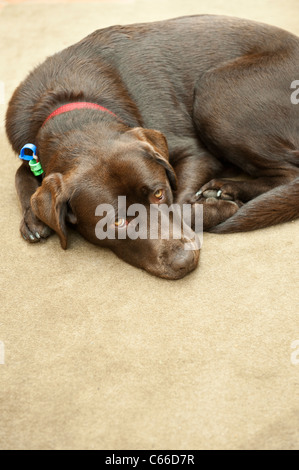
[0,0,299,450]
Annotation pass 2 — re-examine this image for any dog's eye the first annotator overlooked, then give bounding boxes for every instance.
[114,218,127,228]
[154,189,164,200]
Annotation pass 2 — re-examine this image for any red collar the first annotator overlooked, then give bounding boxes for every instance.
[42,102,119,127]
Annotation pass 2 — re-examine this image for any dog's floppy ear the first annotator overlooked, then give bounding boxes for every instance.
[31,173,77,250]
[128,127,177,190]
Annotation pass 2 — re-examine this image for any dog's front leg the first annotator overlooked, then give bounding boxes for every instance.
[172,148,240,230]
[15,162,53,242]
[172,148,222,206]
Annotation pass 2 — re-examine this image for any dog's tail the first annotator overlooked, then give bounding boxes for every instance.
[209,178,299,233]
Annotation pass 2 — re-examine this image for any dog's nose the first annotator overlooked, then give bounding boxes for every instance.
[171,249,197,275]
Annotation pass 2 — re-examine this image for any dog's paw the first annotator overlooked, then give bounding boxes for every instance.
[197,179,242,202]
[193,196,241,230]
[20,207,53,243]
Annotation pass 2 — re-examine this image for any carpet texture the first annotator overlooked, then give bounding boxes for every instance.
[0,0,298,450]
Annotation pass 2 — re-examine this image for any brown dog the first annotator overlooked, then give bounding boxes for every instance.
[6,15,299,279]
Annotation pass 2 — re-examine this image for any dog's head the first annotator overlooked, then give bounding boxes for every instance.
[31,125,200,279]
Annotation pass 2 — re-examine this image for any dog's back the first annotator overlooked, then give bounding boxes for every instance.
[6,15,298,153]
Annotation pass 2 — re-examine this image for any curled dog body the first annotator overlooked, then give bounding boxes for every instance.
[6,15,299,278]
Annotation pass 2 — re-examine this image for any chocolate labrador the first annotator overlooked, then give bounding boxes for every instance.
[6,15,299,279]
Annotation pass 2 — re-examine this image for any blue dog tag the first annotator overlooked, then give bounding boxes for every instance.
[19,143,37,161]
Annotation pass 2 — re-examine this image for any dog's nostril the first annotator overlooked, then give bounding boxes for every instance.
[171,250,194,272]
